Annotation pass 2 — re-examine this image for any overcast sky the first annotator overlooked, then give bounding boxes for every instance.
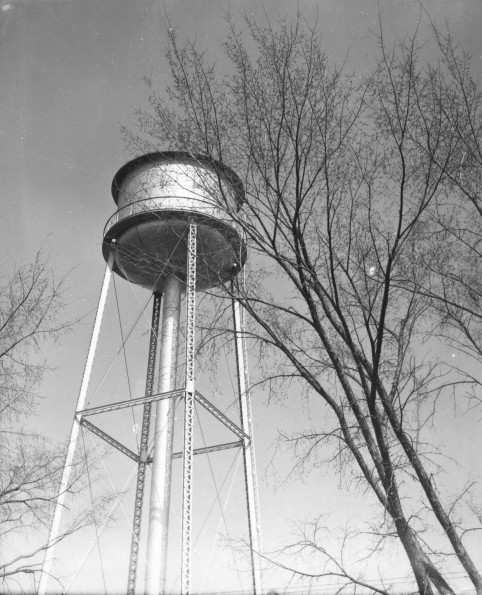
[2,0,482,593]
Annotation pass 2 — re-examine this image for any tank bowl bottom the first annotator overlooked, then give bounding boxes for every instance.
[102,211,246,291]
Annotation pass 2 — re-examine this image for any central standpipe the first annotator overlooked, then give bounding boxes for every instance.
[145,277,182,595]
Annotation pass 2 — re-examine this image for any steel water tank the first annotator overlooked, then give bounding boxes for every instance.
[102,152,246,291]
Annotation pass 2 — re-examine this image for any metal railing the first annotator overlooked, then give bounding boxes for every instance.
[103,196,238,236]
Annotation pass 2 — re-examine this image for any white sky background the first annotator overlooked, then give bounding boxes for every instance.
[1,0,482,593]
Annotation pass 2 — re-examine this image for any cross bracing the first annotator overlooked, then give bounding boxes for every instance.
[77,388,250,459]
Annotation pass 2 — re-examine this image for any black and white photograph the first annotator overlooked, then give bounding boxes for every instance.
[1,1,482,593]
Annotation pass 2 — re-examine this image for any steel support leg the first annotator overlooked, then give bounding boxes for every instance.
[181,222,197,595]
[39,256,113,595]
[127,293,162,595]
[145,277,182,595]
[232,291,263,594]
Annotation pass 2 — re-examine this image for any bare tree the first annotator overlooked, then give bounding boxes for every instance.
[0,253,106,589]
[398,24,482,378]
[123,15,482,594]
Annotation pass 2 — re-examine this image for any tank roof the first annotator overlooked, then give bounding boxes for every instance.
[111,151,245,206]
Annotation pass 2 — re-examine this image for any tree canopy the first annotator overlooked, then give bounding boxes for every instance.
[123,15,482,595]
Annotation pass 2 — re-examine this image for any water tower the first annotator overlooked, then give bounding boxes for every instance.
[40,152,263,594]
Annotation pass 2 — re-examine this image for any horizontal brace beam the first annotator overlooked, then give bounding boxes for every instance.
[194,391,250,441]
[80,418,139,463]
[77,389,184,418]
[168,440,242,461]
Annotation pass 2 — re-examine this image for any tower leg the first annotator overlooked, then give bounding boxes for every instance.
[181,222,197,595]
[232,292,264,594]
[39,257,113,595]
[145,277,182,595]
[127,293,162,595]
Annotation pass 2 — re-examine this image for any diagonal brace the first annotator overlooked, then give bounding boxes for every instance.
[194,391,250,441]
[80,418,140,464]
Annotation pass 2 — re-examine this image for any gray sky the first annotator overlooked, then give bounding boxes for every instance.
[2,0,482,592]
